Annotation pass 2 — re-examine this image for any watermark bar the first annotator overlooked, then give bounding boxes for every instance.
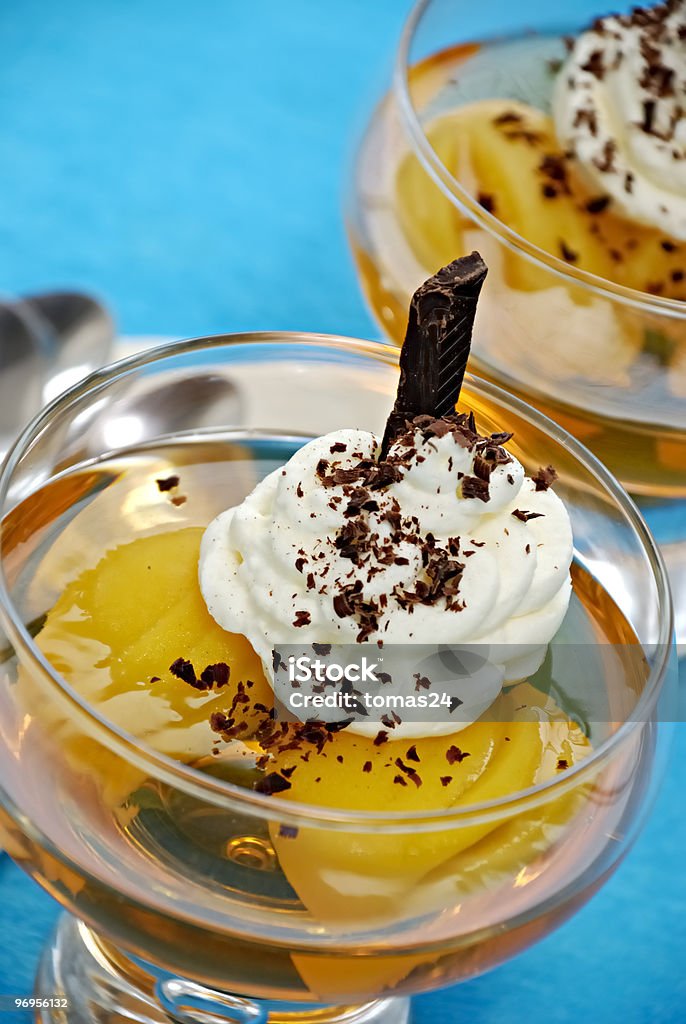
[272,642,677,728]
[0,997,70,1011]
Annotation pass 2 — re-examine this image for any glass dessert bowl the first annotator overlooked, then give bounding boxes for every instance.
[346,0,686,501]
[0,313,676,1024]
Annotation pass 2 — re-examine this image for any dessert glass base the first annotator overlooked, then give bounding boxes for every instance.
[0,335,676,1024]
[37,914,410,1024]
[345,0,686,642]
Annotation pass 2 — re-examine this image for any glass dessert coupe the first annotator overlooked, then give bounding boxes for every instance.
[346,0,686,641]
[0,333,676,1024]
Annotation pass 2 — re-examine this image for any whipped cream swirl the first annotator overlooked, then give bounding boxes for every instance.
[553,0,686,240]
[199,416,573,738]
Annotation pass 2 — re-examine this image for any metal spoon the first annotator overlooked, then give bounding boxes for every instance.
[0,299,50,456]
[23,291,114,404]
[0,291,114,460]
[75,372,244,459]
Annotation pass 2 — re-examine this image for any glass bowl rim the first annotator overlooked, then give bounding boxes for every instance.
[393,0,686,320]
[0,331,674,831]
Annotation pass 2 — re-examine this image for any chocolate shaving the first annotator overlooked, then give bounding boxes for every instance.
[272,650,286,673]
[325,718,355,734]
[493,110,523,125]
[585,195,611,213]
[539,153,571,195]
[461,475,490,502]
[580,49,605,79]
[559,240,578,263]
[512,509,545,522]
[593,139,617,173]
[473,454,493,481]
[477,192,496,213]
[574,108,599,135]
[255,772,292,795]
[169,657,197,686]
[532,465,558,491]
[446,745,470,764]
[210,710,233,733]
[156,475,180,492]
[199,662,230,688]
[641,99,657,133]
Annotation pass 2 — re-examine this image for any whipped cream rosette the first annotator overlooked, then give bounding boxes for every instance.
[554,0,686,240]
[200,255,573,739]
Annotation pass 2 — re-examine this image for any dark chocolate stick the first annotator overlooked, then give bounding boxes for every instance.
[380,252,487,458]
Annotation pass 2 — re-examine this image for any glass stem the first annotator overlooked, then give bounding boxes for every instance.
[35,912,411,1024]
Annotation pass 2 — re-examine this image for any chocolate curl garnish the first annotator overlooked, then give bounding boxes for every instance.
[380,253,487,459]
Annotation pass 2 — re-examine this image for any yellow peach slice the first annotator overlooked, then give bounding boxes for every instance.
[269,683,591,925]
[396,98,686,299]
[23,528,271,803]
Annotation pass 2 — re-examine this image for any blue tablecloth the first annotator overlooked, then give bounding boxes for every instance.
[0,2,684,1021]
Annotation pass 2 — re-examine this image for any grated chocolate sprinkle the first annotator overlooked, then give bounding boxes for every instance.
[532,465,559,491]
[512,509,545,522]
[169,657,197,686]
[446,745,470,765]
[255,773,292,795]
[199,662,230,689]
[156,474,180,492]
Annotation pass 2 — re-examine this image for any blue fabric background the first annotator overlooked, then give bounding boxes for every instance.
[0,2,684,1021]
